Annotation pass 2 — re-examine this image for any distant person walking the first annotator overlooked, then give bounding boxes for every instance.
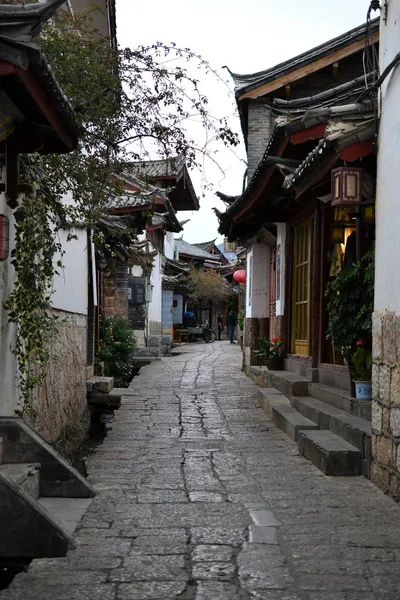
[217,314,224,340]
[228,311,236,344]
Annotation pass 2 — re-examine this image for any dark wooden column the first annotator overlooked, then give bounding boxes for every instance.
[284,224,293,354]
[311,204,322,368]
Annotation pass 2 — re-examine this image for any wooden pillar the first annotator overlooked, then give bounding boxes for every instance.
[284,224,293,354]
[311,205,322,368]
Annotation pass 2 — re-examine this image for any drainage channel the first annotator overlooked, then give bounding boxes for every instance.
[0,558,31,591]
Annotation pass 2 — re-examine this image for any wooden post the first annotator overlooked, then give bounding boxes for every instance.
[284,224,293,354]
[311,204,322,368]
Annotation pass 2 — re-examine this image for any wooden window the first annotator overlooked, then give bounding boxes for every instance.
[291,219,312,355]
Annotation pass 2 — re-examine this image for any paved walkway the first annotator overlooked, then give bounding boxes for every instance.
[3,342,400,599]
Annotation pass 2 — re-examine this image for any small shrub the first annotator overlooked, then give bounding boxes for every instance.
[98,314,137,387]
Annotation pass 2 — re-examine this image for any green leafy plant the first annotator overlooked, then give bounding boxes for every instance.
[254,337,284,359]
[325,249,374,361]
[237,311,245,330]
[351,340,372,381]
[4,6,239,412]
[186,267,233,303]
[97,314,137,387]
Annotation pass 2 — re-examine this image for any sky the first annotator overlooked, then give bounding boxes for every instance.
[116,0,374,244]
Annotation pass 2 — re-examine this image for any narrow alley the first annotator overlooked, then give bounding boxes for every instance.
[3,342,400,600]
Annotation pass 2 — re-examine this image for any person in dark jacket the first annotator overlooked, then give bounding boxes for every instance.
[217,314,224,340]
[228,311,236,344]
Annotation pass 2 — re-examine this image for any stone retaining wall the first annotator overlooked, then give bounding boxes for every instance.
[29,310,90,458]
[371,309,400,500]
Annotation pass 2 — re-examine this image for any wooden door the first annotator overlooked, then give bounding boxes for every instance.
[269,245,276,339]
[291,219,312,355]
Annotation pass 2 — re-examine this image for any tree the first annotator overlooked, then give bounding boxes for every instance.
[6,6,239,410]
[187,267,233,304]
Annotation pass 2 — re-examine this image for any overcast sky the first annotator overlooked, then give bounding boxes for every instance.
[116,0,373,244]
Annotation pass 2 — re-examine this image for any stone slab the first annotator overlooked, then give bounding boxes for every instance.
[298,430,362,476]
[86,376,114,394]
[272,405,319,441]
[308,382,352,413]
[0,463,41,500]
[87,392,121,409]
[38,497,93,534]
[0,418,95,499]
[258,388,290,419]
[292,396,371,459]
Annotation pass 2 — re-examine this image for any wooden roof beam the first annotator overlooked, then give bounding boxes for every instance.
[238,31,379,100]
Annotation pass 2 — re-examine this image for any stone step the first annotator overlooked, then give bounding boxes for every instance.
[308,382,352,413]
[249,368,310,398]
[38,497,93,535]
[87,376,114,394]
[271,405,319,441]
[0,468,75,557]
[258,387,289,419]
[292,396,371,460]
[307,382,372,421]
[87,391,121,409]
[298,430,362,476]
[0,418,95,499]
[0,463,40,500]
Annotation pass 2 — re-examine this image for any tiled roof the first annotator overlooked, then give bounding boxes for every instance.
[175,238,222,261]
[192,239,217,252]
[0,1,78,150]
[132,156,187,179]
[284,119,375,190]
[228,19,379,96]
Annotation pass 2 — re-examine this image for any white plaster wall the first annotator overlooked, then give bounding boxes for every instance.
[51,228,89,316]
[164,232,175,260]
[375,2,400,312]
[149,252,162,325]
[276,223,286,316]
[246,243,269,318]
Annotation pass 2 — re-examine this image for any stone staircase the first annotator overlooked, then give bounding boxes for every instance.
[248,364,372,478]
[0,418,94,558]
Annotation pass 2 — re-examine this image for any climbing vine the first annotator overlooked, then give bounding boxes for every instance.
[4,189,63,414]
[4,7,239,412]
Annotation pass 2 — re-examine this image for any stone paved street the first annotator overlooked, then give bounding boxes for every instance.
[3,342,400,599]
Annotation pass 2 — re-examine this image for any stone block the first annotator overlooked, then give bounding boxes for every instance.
[375,435,392,467]
[388,472,400,502]
[0,473,74,557]
[390,366,400,405]
[0,437,3,464]
[390,407,400,437]
[383,311,397,366]
[147,335,161,348]
[378,365,391,404]
[372,363,379,400]
[272,405,318,441]
[372,311,383,362]
[395,444,400,472]
[371,461,390,491]
[371,400,383,435]
[87,376,114,394]
[298,430,361,476]
[382,407,391,435]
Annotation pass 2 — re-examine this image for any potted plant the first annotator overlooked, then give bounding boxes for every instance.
[325,249,374,397]
[351,339,372,399]
[254,337,284,370]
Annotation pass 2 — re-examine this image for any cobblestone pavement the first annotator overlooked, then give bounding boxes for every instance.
[3,342,400,599]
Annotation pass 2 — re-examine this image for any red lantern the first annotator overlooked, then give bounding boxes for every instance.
[233,269,246,284]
